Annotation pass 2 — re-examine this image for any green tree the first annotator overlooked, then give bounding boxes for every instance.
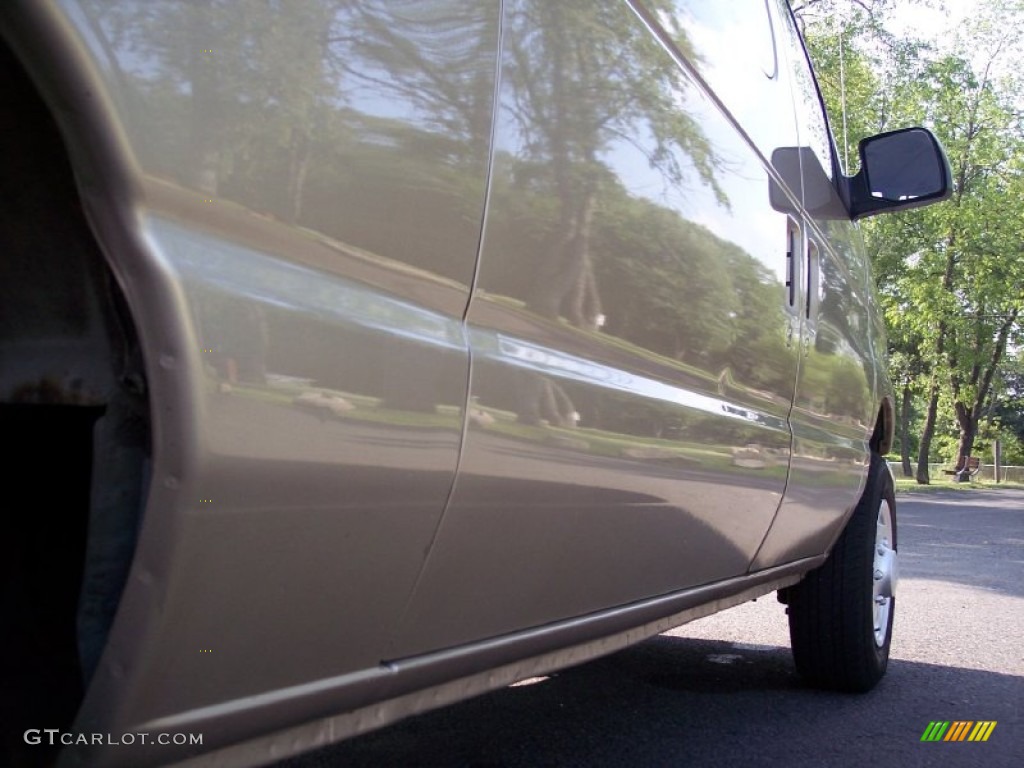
[800,1,1024,483]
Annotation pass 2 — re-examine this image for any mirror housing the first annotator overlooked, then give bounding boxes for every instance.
[847,127,952,220]
[770,146,849,220]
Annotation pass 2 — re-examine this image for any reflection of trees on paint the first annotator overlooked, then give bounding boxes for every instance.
[82,0,866,425]
[493,0,724,331]
[83,0,497,283]
[330,0,497,168]
[82,0,343,219]
[194,294,268,385]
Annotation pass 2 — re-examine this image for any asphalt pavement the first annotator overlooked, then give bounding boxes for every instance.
[281,489,1024,768]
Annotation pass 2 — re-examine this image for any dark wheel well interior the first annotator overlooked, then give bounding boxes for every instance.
[870,398,894,457]
[0,38,151,765]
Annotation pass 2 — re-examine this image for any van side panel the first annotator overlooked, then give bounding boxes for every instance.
[391,0,804,657]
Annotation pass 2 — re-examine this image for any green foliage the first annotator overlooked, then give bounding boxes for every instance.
[799,0,1024,480]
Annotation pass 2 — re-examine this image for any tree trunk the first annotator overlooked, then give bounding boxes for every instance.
[949,308,1018,481]
[953,401,978,454]
[899,383,913,477]
[562,192,600,328]
[285,128,311,225]
[916,382,940,485]
[186,7,221,194]
[952,403,977,482]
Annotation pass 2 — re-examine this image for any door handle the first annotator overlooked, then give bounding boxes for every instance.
[803,238,820,356]
[784,218,802,349]
[806,239,820,321]
[786,218,801,309]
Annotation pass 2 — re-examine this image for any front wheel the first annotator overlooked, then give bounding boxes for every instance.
[786,453,897,692]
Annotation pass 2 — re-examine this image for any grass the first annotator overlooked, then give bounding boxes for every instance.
[893,474,1024,493]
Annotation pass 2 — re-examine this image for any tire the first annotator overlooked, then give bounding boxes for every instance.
[786,452,897,692]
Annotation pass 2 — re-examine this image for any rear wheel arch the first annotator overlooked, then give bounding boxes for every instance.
[0,29,155,760]
[870,397,895,457]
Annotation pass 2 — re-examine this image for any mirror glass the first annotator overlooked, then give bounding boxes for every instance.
[862,129,944,201]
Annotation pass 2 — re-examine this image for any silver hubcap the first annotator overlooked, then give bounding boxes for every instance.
[872,498,897,647]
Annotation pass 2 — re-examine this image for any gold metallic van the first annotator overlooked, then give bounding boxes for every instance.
[0,2,949,766]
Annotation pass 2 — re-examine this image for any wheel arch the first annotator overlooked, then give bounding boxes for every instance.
[869,395,895,458]
[1,0,203,740]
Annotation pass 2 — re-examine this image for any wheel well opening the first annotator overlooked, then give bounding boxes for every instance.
[0,37,151,762]
[870,398,894,457]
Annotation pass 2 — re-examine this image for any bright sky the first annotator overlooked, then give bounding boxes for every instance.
[886,0,976,43]
[884,0,1022,90]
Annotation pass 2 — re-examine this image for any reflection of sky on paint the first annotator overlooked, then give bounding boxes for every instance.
[65,0,417,118]
[349,84,419,122]
[669,0,778,77]
[656,1,795,152]
[600,89,789,286]
[146,217,466,351]
[76,0,792,287]
[604,135,787,286]
[63,0,169,85]
[605,0,802,285]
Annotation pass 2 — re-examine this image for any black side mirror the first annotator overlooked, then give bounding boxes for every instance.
[848,127,952,220]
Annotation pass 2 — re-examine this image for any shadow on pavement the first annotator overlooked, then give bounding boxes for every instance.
[281,634,1022,768]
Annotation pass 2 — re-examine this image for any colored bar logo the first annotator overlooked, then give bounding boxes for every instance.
[921,721,997,742]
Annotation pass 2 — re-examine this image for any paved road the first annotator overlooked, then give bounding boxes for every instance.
[283,489,1024,768]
